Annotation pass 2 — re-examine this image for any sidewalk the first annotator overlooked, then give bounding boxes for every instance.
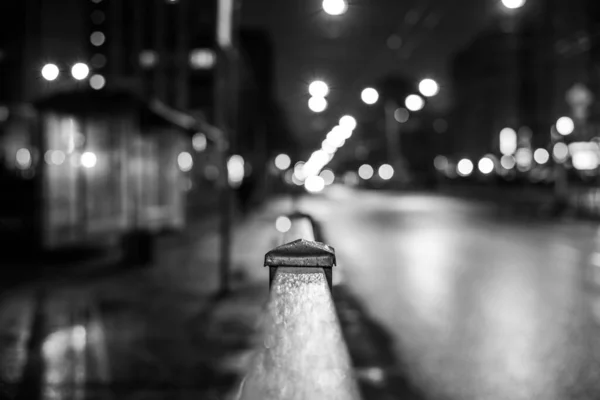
[0,193,413,400]
[0,196,296,400]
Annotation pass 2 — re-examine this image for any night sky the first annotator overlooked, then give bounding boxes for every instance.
[241,0,503,144]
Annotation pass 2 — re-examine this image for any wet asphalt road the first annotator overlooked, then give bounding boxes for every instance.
[299,186,600,400]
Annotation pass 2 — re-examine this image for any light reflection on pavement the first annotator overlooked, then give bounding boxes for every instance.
[299,186,600,400]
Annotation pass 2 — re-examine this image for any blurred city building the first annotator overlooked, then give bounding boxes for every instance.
[449,0,600,159]
[0,0,295,257]
[333,74,444,188]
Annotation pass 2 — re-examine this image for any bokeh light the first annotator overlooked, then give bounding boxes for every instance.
[553,142,569,162]
[51,150,65,165]
[274,153,292,170]
[501,155,516,170]
[478,157,494,174]
[394,108,409,123]
[90,31,106,46]
[15,148,31,169]
[501,0,526,9]
[305,175,325,193]
[227,155,245,187]
[418,78,440,97]
[319,169,335,185]
[405,94,425,111]
[499,127,518,155]
[339,115,357,131]
[358,164,374,180]
[434,155,448,171]
[81,151,97,169]
[89,74,106,89]
[192,133,207,152]
[378,164,394,180]
[309,80,329,97]
[275,216,292,233]
[308,96,328,113]
[457,159,473,176]
[322,0,348,16]
[515,148,533,170]
[294,161,307,181]
[556,116,574,136]
[322,140,337,154]
[41,63,60,81]
[178,152,193,172]
[361,88,379,105]
[533,148,549,164]
[71,63,90,80]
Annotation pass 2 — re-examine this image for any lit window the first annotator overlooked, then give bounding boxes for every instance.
[189,49,216,70]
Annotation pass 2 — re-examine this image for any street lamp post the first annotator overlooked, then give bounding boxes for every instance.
[214,0,242,297]
[385,100,403,186]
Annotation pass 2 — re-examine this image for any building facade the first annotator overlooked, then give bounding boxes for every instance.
[448,0,600,159]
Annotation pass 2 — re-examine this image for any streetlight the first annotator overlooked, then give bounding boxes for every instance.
[405,94,424,111]
[499,127,518,155]
[339,115,357,130]
[556,116,575,136]
[457,159,474,176]
[361,87,379,105]
[308,97,328,113]
[478,157,495,174]
[309,80,329,97]
[41,63,60,81]
[501,0,526,9]
[322,0,347,16]
[71,63,90,80]
[418,78,440,97]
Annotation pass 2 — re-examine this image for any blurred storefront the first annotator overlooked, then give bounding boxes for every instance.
[0,89,210,256]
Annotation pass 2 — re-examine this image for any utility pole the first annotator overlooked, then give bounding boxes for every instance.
[384,99,402,187]
[215,0,241,296]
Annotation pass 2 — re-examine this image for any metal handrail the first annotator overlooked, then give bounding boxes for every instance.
[235,215,360,400]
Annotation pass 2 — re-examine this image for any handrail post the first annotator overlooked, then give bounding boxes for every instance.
[236,238,360,400]
[264,239,335,291]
